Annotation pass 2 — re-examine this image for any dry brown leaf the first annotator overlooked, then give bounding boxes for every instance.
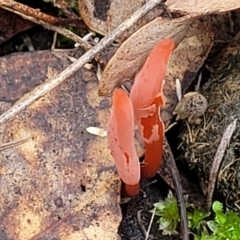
[0,51,63,103]
[162,18,214,126]
[166,0,240,14]
[0,8,34,45]
[78,0,163,41]
[99,16,195,96]
[0,50,122,240]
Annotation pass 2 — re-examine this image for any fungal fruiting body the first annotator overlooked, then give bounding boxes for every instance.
[107,88,140,197]
[130,39,175,178]
[136,94,165,178]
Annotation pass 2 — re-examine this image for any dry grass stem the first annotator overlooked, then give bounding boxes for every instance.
[144,207,156,240]
[0,138,30,151]
[206,118,237,209]
[137,210,147,237]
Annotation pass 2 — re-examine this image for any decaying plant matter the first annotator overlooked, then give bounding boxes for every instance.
[179,50,240,210]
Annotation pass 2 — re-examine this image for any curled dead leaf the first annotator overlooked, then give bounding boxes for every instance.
[98,16,195,96]
[161,18,214,126]
[78,0,163,42]
[166,0,240,14]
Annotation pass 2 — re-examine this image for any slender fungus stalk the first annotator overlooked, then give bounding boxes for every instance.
[138,95,165,178]
[107,88,140,197]
[130,39,174,178]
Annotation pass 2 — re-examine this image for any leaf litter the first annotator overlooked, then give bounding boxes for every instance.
[1,0,240,239]
[0,50,121,240]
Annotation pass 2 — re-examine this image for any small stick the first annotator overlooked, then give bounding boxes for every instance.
[1,0,59,23]
[0,138,30,151]
[163,138,189,240]
[144,207,156,240]
[206,118,237,209]
[0,0,92,50]
[137,210,147,237]
[0,0,162,125]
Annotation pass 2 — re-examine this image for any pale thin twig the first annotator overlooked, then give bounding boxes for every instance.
[0,138,30,151]
[51,32,58,50]
[137,210,147,237]
[206,118,237,209]
[195,71,202,91]
[165,122,177,132]
[0,0,162,125]
[144,207,156,240]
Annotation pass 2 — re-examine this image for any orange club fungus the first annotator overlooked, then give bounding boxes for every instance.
[107,39,174,197]
[130,38,175,178]
[107,88,140,197]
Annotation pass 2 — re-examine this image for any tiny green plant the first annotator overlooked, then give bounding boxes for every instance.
[188,207,211,231]
[153,192,240,240]
[207,201,240,240]
[192,229,217,240]
[153,191,179,235]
